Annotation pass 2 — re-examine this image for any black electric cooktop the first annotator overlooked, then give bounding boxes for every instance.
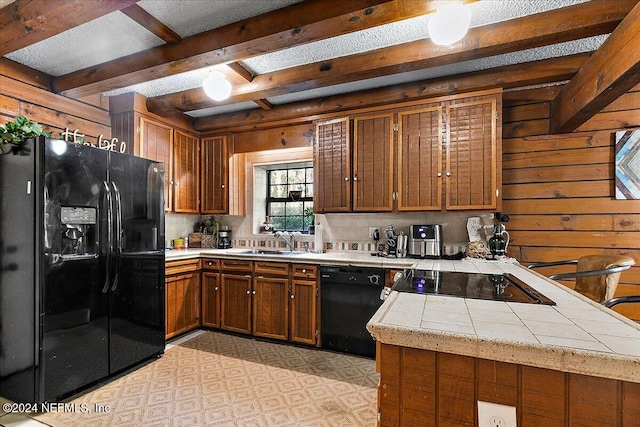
[391,270,555,305]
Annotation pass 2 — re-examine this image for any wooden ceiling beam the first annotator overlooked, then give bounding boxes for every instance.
[0,0,140,56]
[194,54,589,133]
[121,4,181,44]
[148,0,632,115]
[253,99,273,110]
[227,62,254,83]
[550,1,640,133]
[50,0,444,98]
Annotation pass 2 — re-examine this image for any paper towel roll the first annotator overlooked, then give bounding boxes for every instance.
[314,224,323,253]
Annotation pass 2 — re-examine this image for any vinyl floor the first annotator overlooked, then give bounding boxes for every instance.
[26,330,378,427]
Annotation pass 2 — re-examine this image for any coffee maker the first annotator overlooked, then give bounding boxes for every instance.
[217,228,232,249]
[407,224,443,258]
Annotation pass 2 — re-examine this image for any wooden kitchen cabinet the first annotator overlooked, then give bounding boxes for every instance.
[165,259,201,339]
[220,260,253,334]
[140,117,173,211]
[445,98,498,210]
[397,106,443,211]
[201,258,220,328]
[352,113,394,212]
[201,136,228,214]
[253,262,290,341]
[290,264,318,346]
[315,117,351,212]
[173,129,200,213]
[315,91,501,213]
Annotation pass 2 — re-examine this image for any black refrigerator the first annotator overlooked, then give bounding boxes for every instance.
[0,137,165,403]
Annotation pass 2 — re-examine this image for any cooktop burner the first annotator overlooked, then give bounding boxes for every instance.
[391,270,555,305]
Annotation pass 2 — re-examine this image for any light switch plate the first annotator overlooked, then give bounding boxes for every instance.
[477,401,517,427]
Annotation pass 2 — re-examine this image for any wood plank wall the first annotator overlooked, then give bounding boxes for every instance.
[503,83,640,321]
[0,64,111,142]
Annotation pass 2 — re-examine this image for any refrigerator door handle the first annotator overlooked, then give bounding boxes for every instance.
[111,182,122,292]
[102,181,112,294]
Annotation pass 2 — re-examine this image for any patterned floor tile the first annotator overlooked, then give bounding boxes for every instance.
[34,331,379,427]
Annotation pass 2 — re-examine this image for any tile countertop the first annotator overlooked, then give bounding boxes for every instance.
[367,259,640,383]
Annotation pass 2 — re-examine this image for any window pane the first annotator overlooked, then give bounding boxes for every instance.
[304,184,313,198]
[286,215,303,231]
[270,202,286,216]
[287,201,303,216]
[306,167,313,183]
[271,216,286,230]
[270,185,287,198]
[270,170,288,185]
[288,169,304,184]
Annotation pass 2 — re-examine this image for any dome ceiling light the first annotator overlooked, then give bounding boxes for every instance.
[428,1,472,46]
[203,70,232,101]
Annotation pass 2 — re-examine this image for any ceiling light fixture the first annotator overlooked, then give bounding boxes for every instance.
[428,1,471,46]
[203,71,232,101]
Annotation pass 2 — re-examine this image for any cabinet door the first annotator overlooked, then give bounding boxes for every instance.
[165,272,200,339]
[253,275,289,341]
[353,113,394,211]
[397,107,443,211]
[290,278,318,345]
[173,130,200,213]
[140,117,173,211]
[446,99,498,210]
[201,272,220,328]
[220,273,252,334]
[315,118,351,212]
[201,136,228,214]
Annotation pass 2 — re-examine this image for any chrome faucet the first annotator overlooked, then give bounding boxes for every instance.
[275,231,295,251]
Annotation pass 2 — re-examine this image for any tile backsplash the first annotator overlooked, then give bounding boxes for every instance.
[179,210,493,255]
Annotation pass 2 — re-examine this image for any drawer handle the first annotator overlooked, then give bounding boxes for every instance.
[301,269,306,273]
[208,262,213,266]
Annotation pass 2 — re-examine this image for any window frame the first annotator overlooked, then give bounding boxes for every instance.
[266,166,314,233]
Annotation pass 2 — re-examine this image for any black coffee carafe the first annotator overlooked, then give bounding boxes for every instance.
[488,213,510,259]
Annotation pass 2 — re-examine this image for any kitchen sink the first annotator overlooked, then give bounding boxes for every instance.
[237,249,304,256]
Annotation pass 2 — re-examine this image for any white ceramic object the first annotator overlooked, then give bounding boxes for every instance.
[467,217,483,242]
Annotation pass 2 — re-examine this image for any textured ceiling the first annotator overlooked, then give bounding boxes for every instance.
[2,0,606,120]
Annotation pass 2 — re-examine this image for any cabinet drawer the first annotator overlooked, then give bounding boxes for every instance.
[166,258,201,275]
[221,259,252,272]
[292,264,317,279]
[254,261,289,277]
[202,258,220,271]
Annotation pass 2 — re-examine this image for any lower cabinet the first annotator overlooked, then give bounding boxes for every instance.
[253,261,290,340]
[165,259,201,339]
[290,264,318,345]
[201,258,220,328]
[169,257,319,345]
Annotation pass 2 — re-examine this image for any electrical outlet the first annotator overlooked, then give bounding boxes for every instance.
[477,401,517,427]
[369,227,380,239]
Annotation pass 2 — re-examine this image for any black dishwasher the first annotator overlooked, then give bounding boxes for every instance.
[320,265,385,358]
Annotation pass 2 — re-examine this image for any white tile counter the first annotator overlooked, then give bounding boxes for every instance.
[366,259,640,383]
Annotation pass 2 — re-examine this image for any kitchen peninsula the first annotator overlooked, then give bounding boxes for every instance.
[366,260,640,427]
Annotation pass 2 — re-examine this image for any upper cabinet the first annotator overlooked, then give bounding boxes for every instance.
[397,106,443,211]
[315,118,351,212]
[445,99,498,210]
[139,117,174,211]
[173,130,200,213]
[314,90,501,213]
[352,113,394,212]
[200,136,228,214]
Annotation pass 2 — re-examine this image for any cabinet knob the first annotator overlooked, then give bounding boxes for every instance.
[214,286,219,291]
[246,290,251,295]
[290,294,295,299]
[208,262,213,266]
[344,177,349,181]
[221,184,225,189]
[353,176,358,181]
[170,180,174,185]
[175,181,179,186]
[302,269,306,273]
[446,172,451,177]
[252,290,256,295]
[437,172,442,177]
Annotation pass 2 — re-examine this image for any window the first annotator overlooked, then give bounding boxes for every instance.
[267,166,313,232]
